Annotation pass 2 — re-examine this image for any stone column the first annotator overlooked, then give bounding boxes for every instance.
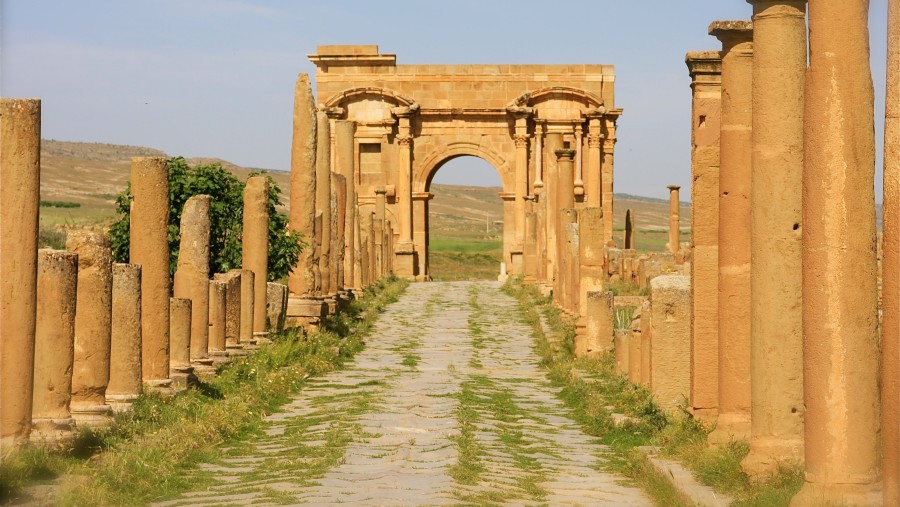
[624,209,636,249]
[107,263,142,412]
[374,189,386,279]
[667,186,681,254]
[413,193,430,280]
[393,106,417,278]
[335,120,356,291]
[239,269,255,345]
[510,107,532,250]
[332,173,346,293]
[360,212,374,285]
[742,0,807,477]
[556,149,576,304]
[883,1,900,504]
[130,157,171,387]
[288,73,317,296]
[535,189,548,283]
[213,271,242,352]
[544,134,563,283]
[641,299,652,386]
[685,50,723,423]
[601,118,618,245]
[168,297,193,390]
[586,112,604,208]
[68,230,113,428]
[534,122,544,190]
[31,250,77,444]
[578,208,605,351]
[649,275,691,414]
[315,111,333,297]
[629,323,643,385]
[0,98,40,443]
[208,280,227,363]
[174,195,211,369]
[791,1,881,503]
[565,219,580,317]
[708,21,754,445]
[243,176,269,335]
[523,205,538,284]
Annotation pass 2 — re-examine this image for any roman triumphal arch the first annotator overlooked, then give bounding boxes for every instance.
[309,45,621,280]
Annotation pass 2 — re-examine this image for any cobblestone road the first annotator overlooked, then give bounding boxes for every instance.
[157,281,651,506]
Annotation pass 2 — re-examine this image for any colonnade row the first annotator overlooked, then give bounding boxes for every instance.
[0,98,308,444]
[677,1,897,505]
[285,74,395,323]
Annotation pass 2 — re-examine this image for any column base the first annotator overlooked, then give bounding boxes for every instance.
[790,481,883,507]
[286,295,327,332]
[253,331,272,345]
[394,243,416,279]
[741,436,803,478]
[209,349,230,366]
[708,412,751,446]
[71,403,113,429]
[106,393,141,413]
[169,365,197,392]
[30,417,76,446]
[688,407,719,426]
[191,358,218,377]
[143,378,175,397]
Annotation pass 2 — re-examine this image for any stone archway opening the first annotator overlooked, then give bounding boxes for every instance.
[426,156,504,281]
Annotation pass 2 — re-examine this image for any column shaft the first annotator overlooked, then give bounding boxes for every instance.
[288,73,317,296]
[107,263,143,410]
[315,111,333,296]
[174,195,211,361]
[0,98,40,443]
[335,121,356,290]
[514,135,529,244]
[743,0,807,476]
[243,177,269,333]
[587,118,603,208]
[793,1,881,503]
[667,186,681,254]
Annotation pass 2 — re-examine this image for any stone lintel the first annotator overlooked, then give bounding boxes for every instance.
[309,46,396,68]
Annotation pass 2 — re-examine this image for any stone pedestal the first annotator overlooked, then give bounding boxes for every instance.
[107,264,143,412]
[395,242,416,279]
[743,0,807,477]
[173,195,212,373]
[289,73,318,297]
[131,157,171,385]
[286,295,327,333]
[649,275,691,414]
[685,50,722,423]
[708,20,754,443]
[243,176,270,335]
[584,291,614,358]
[31,250,77,445]
[0,98,40,443]
[628,323,643,386]
[614,330,630,377]
[214,271,244,355]
[68,231,114,428]
[169,297,194,391]
[792,1,882,504]
[266,282,288,333]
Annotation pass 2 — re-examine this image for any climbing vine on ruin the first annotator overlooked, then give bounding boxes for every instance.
[109,157,304,281]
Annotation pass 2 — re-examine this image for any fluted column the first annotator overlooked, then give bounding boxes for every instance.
[685,49,723,423]
[742,0,807,477]
[791,1,881,504]
[601,118,618,245]
[707,21,754,445]
[586,112,604,208]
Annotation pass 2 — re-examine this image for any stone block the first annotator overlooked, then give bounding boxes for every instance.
[649,275,691,413]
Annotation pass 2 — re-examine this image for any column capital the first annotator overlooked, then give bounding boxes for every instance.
[555,149,576,161]
[587,134,604,148]
[709,20,754,51]
[318,106,346,119]
[514,135,529,148]
[685,51,723,87]
[397,135,413,147]
[668,185,681,191]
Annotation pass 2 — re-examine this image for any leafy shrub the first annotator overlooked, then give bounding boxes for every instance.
[108,157,304,281]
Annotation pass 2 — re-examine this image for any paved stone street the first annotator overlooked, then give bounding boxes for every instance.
[157,281,651,506]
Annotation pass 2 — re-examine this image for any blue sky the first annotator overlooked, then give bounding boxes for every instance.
[1,0,889,200]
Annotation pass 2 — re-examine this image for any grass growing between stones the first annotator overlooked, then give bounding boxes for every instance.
[504,279,804,507]
[0,276,407,507]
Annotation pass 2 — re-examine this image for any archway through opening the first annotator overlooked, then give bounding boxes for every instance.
[426,156,505,281]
